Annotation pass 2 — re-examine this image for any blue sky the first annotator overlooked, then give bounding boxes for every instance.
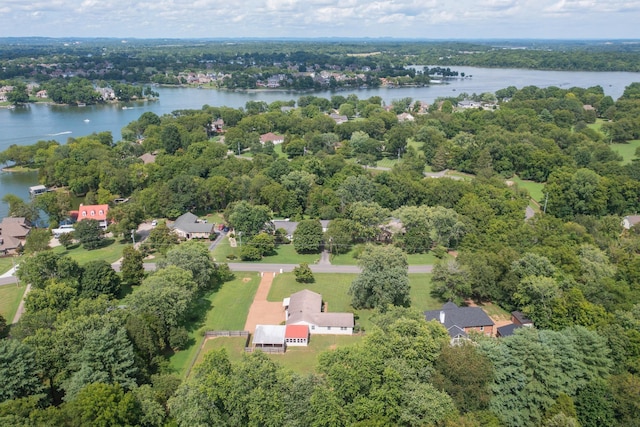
[1,0,638,39]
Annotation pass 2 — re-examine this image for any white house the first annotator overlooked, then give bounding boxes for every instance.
[285,289,354,335]
[622,215,640,230]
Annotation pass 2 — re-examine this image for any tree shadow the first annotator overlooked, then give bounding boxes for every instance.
[183,296,213,333]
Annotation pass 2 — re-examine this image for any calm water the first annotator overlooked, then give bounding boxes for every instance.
[1,66,639,218]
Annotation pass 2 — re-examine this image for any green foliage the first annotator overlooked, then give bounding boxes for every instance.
[293,219,323,254]
[74,219,104,250]
[226,200,272,237]
[158,240,217,290]
[64,383,141,427]
[121,245,145,286]
[57,231,74,249]
[294,263,315,283]
[145,222,179,254]
[0,340,42,403]
[16,251,82,289]
[23,228,51,253]
[240,244,262,261]
[249,232,276,256]
[349,244,410,309]
[80,260,121,298]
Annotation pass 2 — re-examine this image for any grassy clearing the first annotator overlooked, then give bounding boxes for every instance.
[169,272,260,376]
[194,336,249,367]
[611,139,640,164]
[52,239,128,265]
[510,175,545,202]
[212,238,320,264]
[0,283,27,323]
[476,301,511,321]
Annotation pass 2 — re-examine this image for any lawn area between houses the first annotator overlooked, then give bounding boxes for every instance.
[52,239,128,265]
[169,272,260,376]
[212,238,321,264]
[0,283,27,323]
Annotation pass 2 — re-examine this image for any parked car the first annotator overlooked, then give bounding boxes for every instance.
[151,220,158,226]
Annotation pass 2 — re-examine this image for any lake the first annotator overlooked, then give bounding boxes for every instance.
[1,66,639,218]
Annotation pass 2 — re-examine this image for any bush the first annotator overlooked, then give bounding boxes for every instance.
[226,254,237,260]
[216,263,235,282]
[432,245,448,259]
[240,245,262,261]
[293,263,315,283]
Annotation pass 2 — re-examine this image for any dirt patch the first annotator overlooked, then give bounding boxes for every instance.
[242,277,251,283]
[244,272,285,333]
[328,344,338,350]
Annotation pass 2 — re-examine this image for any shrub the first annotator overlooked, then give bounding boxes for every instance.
[293,263,315,283]
[240,245,262,261]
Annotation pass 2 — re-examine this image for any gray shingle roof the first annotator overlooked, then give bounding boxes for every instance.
[171,212,214,234]
[497,323,522,337]
[424,302,494,338]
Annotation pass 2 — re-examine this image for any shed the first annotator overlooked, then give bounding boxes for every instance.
[285,324,309,346]
[252,325,286,349]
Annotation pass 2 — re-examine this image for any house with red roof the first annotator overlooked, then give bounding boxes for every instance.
[70,204,110,229]
[260,132,285,145]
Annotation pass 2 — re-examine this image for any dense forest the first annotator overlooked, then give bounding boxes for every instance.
[2,80,640,426]
[1,39,639,88]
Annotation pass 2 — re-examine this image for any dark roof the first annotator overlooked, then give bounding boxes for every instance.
[497,323,523,337]
[424,302,494,338]
[511,311,533,325]
[272,220,298,236]
[172,212,214,234]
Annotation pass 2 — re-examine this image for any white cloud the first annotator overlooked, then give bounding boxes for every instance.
[0,0,637,38]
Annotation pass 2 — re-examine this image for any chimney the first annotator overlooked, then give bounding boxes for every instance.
[439,311,445,324]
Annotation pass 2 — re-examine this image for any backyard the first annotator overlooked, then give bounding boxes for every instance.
[52,239,128,265]
[0,282,27,323]
[169,272,260,376]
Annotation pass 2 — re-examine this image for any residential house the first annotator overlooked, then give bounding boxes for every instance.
[71,204,109,229]
[36,90,48,98]
[272,220,298,240]
[329,113,348,124]
[397,112,415,122]
[171,212,214,239]
[212,118,224,133]
[511,311,533,327]
[0,217,31,255]
[284,289,354,335]
[622,215,640,230]
[425,302,494,343]
[457,100,482,109]
[260,132,285,145]
[138,152,157,164]
[497,323,523,337]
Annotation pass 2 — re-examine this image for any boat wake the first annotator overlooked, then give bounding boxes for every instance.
[47,131,72,136]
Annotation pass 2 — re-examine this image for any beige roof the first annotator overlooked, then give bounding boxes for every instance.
[0,234,22,251]
[286,289,353,328]
[0,217,30,239]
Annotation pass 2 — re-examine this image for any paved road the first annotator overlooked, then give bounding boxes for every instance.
[0,276,19,286]
[113,262,433,274]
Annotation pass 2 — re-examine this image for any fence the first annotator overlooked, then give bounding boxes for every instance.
[205,330,249,338]
[244,346,285,354]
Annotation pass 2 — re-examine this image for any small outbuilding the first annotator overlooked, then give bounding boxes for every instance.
[252,325,286,350]
[285,324,309,346]
[29,185,48,197]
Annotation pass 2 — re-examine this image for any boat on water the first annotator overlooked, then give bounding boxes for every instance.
[83,119,90,122]
[77,103,86,107]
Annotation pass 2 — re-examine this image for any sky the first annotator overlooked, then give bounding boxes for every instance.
[0,0,639,40]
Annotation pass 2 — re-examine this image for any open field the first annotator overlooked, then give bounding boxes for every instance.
[611,139,640,164]
[194,336,248,367]
[0,283,27,322]
[510,175,545,202]
[212,239,321,264]
[169,272,260,376]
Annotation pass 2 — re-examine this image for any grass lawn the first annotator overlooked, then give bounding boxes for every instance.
[510,175,545,203]
[212,237,320,264]
[331,248,445,266]
[267,335,364,374]
[52,239,128,265]
[0,283,27,323]
[475,301,511,321]
[169,272,260,376]
[0,257,16,276]
[611,139,640,164]
[193,336,249,367]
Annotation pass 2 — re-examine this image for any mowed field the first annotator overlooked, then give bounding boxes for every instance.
[193,272,442,374]
[0,283,27,323]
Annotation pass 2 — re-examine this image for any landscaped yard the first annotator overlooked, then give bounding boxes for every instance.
[193,272,444,375]
[169,272,260,376]
[52,239,128,265]
[0,283,27,323]
[212,237,321,264]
